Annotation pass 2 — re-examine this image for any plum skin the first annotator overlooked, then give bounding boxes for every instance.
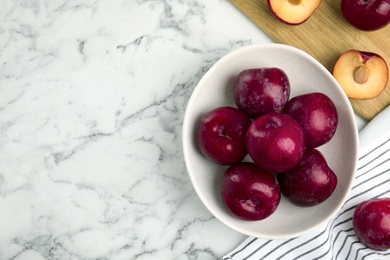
[233,68,290,118]
[283,92,338,148]
[341,0,390,31]
[197,106,251,165]
[353,198,390,251]
[277,148,337,207]
[246,112,305,172]
[221,162,281,221]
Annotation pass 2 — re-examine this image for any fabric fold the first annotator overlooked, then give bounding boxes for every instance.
[223,131,390,260]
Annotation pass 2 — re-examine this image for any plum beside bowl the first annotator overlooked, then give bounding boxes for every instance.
[182,44,359,239]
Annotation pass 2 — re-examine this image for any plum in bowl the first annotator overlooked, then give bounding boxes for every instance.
[182,44,358,239]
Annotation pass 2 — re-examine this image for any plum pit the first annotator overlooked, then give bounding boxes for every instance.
[353,66,369,84]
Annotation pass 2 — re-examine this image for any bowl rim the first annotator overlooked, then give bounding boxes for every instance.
[182,43,359,239]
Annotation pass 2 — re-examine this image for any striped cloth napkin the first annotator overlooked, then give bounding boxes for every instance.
[223,130,390,260]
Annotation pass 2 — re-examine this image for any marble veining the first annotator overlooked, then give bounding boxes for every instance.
[0,0,273,259]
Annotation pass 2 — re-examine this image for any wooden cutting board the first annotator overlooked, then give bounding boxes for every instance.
[229,0,390,121]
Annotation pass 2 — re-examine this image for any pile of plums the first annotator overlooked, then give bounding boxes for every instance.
[197,67,339,221]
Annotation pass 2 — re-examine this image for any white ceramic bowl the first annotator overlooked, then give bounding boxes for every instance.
[182,44,359,239]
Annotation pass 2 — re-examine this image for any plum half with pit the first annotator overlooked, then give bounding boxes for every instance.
[333,50,388,100]
[283,92,338,148]
[353,197,390,251]
[233,67,290,118]
[222,162,281,221]
[268,0,322,25]
[197,106,251,165]
[277,148,337,207]
[246,112,305,172]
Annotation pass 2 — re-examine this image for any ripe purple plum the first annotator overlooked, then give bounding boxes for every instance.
[277,148,337,207]
[246,112,305,172]
[283,92,338,148]
[341,0,390,31]
[197,106,251,165]
[353,197,390,251]
[233,68,290,118]
[222,162,281,221]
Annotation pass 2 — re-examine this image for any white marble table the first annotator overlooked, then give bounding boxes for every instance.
[0,1,367,259]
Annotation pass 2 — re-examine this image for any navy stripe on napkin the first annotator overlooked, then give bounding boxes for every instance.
[223,132,390,260]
